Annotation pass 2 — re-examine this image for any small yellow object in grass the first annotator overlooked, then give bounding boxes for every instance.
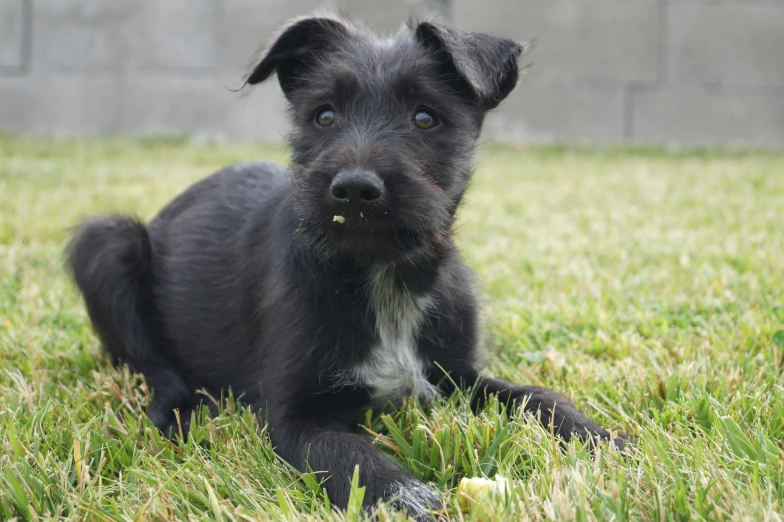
[456,475,510,511]
[333,215,346,224]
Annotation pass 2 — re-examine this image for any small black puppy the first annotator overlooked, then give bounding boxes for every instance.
[67,14,626,520]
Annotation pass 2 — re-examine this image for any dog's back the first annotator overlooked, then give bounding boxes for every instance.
[146,161,290,390]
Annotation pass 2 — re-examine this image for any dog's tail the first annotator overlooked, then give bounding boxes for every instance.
[65,214,156,364]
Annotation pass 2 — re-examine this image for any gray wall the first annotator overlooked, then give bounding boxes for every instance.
[1,0,783,147]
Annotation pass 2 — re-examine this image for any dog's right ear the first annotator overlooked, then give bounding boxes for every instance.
[244,16,350,98]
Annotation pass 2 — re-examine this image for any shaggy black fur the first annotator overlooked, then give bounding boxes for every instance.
[66,14,627,521]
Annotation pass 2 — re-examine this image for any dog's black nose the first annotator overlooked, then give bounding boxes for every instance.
[330,170,384,207]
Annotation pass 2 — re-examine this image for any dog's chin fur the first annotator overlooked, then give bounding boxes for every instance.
[294,221,447,265]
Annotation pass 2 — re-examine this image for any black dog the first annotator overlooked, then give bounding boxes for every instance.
[66,14,627,520]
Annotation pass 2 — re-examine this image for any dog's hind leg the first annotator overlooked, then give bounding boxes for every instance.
[66,215,191,437]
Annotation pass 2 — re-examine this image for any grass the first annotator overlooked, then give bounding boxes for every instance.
[1,134,783,521]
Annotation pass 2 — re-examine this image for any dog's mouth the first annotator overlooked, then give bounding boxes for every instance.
[330,209,387,228]
[292,177,447,261]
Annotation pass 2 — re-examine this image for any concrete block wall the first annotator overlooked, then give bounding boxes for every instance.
[0,0,782,146]
[455,0,784,147]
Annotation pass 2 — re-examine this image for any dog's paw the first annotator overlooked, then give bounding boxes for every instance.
[611,432,639,455]
[387,479,444,521]
[147,401,194,441]
[586,430,637,459]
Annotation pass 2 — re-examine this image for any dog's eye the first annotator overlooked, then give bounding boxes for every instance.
[413,110,437,130]
[315,107,336,127]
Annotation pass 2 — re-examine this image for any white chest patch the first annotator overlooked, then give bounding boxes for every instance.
[333,265,439,406]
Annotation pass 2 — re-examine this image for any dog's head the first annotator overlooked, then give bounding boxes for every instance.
[244,14,526,263]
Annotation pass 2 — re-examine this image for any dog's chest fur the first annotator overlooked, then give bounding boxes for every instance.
[335,265,438,406]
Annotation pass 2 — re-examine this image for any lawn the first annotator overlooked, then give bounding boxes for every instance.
[1,135,783,521]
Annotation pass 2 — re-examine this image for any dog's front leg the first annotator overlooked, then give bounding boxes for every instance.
[443,373,627,450]
[268,415,442,520]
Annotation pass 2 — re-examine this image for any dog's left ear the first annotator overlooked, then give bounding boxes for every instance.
[415,21,525,111]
